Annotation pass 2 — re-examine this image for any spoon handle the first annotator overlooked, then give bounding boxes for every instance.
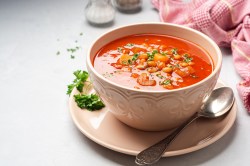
[135,113,200,165]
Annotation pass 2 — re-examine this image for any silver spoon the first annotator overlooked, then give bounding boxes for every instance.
[135,87,235,165]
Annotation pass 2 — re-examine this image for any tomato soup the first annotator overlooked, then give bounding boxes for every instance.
[93,34,213,91]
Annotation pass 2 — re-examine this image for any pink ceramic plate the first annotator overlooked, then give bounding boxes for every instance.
[69,81,237,157]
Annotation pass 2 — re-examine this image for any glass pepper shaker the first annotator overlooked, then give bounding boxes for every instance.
[85,0,115,25]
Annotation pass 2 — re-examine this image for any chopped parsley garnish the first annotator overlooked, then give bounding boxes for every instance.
[161,52,167,56]
[152,50,158,54]
[174,64,180,68]
[66,46,80,59]
[183,54,193,63]
[171,48,178,55]
[156,73,165,79]
[67,70,89,95]
[57,32,82,59]
[161,79,171,85]
[67,47,79,53]
[117,47,122,53]
[132,53,139,61]
[122,61,129,65]
[167,64,173,68]
[128,59,132,65]
[147,50,158,61]
[67,70,105,111]
[74,94,105,111]
[102,72,114,78]
[126,43,135,47]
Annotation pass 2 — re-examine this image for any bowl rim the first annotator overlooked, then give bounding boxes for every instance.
[87,22,222,94]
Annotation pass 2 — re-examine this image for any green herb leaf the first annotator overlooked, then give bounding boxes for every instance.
[74,94,105,111]
[183,54,193,63]
[126,43,134,47]
[147,50,158,61]
[171,48,178,55]
[66,84,75,95]
[161,52,167,56]
[161,79,171,85]
[102,72,114,78]
[156,73,164,79]
[74,70,88,80]
[167,64,173,68]
[174,64,180,68]
[117,47,122,53]
[67,46,80,53]
[121,61,128,65]
[132,53,139,61]
[67,70,89,95]
[56,51,60,55]
[67,48,76,53]
[128,59,132,65]
[67,70,105,111]
[152,50,158,54]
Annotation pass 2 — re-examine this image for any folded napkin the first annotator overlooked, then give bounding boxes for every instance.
[152,0,250,112]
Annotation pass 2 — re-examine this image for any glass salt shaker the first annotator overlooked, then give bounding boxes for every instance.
[113,0,142,13]
[85,0,115,25]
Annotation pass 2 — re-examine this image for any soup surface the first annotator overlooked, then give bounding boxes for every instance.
[94,34,213,91]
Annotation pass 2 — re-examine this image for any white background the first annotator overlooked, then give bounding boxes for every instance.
[0,0,249,165]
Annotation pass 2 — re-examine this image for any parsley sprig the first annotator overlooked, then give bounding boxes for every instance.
[74,94,105,111]
[67,70,105,111]
[67,70,89,95]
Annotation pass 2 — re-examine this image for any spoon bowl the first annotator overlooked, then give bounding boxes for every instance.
[135,87,235,165]
[200,87,235,118]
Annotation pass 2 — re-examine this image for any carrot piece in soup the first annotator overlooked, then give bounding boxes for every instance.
[154,53,169,63]
[120,54,132,65]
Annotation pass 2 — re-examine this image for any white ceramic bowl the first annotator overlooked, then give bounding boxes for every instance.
[87,23,222,131]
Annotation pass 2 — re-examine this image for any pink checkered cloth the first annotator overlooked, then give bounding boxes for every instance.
[152,0,250,112]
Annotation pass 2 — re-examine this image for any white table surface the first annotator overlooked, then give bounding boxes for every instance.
[0,0,249,165]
